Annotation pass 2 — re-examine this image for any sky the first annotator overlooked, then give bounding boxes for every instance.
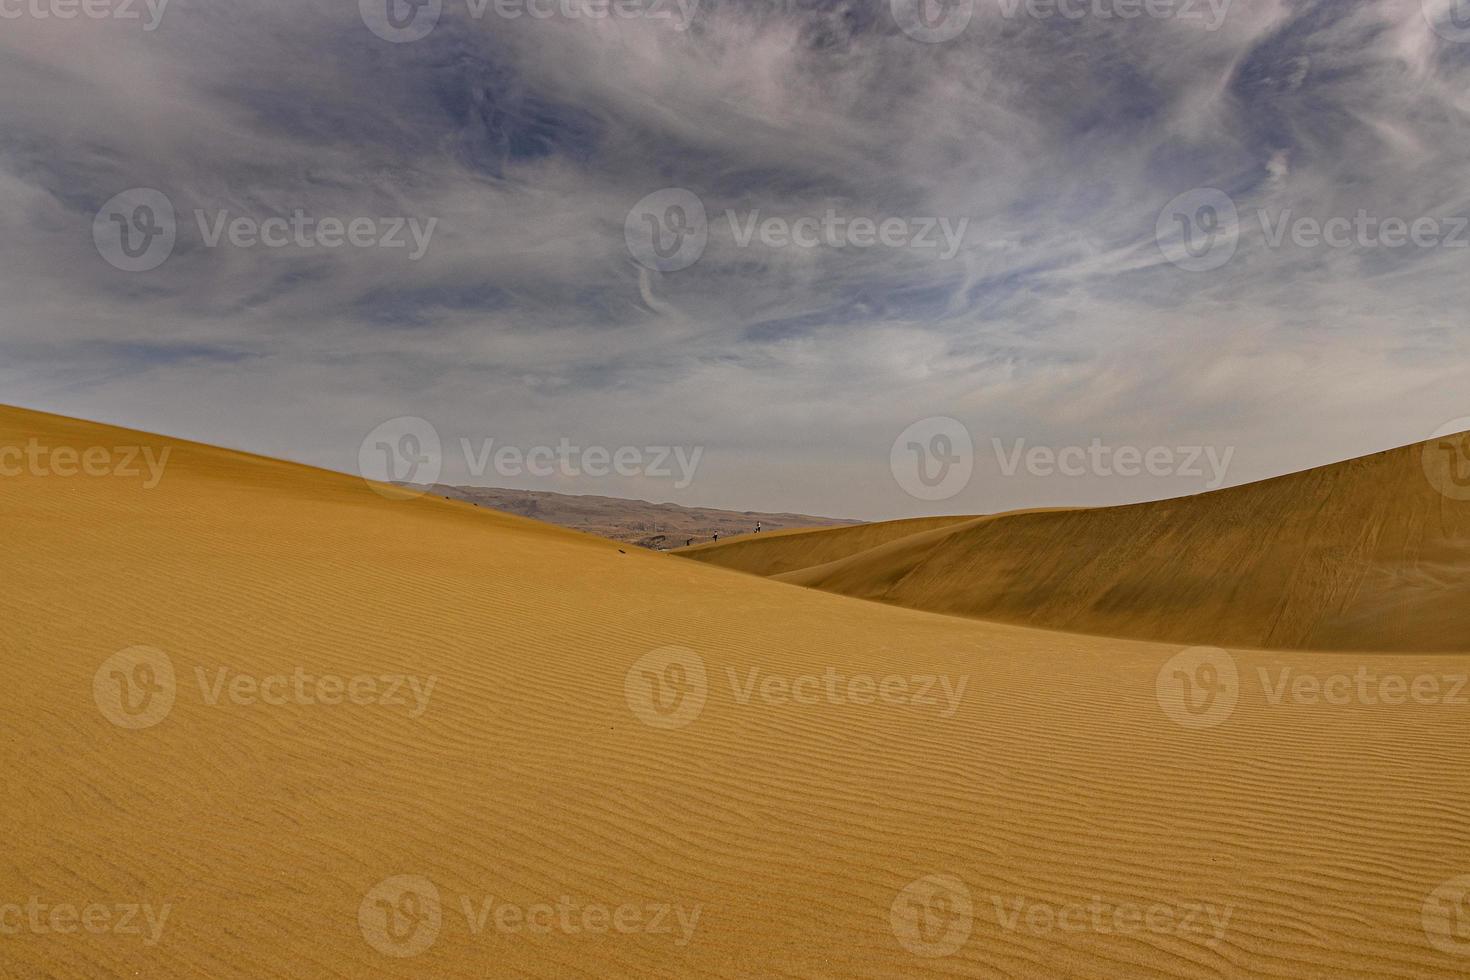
[3,0,1470,521]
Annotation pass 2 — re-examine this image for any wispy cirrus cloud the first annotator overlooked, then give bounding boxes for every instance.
[2,0,1468,518]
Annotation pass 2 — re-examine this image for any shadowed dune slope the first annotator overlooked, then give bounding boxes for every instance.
[3,405,1469,979]
[684,436,1470,652]
[675,515,975,576]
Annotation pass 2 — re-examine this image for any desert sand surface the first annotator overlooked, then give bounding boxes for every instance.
[3,404,1469,979]
[426,484,858,549]
[684,437,1470,652]
[677,514,977,576]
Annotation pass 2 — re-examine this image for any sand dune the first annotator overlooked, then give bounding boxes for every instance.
[683,436,1470,652]
[3,405,1469,978]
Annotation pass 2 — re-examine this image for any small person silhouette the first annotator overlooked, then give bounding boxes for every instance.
[686,538,693,547]
[713,532,720,542]
[756,522,762,533]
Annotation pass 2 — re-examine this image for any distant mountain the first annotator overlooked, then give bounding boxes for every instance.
[426,485,860,549]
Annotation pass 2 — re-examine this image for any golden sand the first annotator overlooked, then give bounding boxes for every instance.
[684,438,1470,652]
[3,405,1468,978]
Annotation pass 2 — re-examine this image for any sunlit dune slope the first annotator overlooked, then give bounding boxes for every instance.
[3,405,1468,979]
[684,436,1470,652]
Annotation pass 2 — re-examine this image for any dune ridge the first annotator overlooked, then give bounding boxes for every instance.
[2,405,1468,978]
[681,435,1470,652]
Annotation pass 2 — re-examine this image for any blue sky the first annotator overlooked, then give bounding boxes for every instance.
[3,0,1470,519]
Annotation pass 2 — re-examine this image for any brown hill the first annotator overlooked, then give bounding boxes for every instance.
[679,434,1470,651]
[427,485,858,548]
